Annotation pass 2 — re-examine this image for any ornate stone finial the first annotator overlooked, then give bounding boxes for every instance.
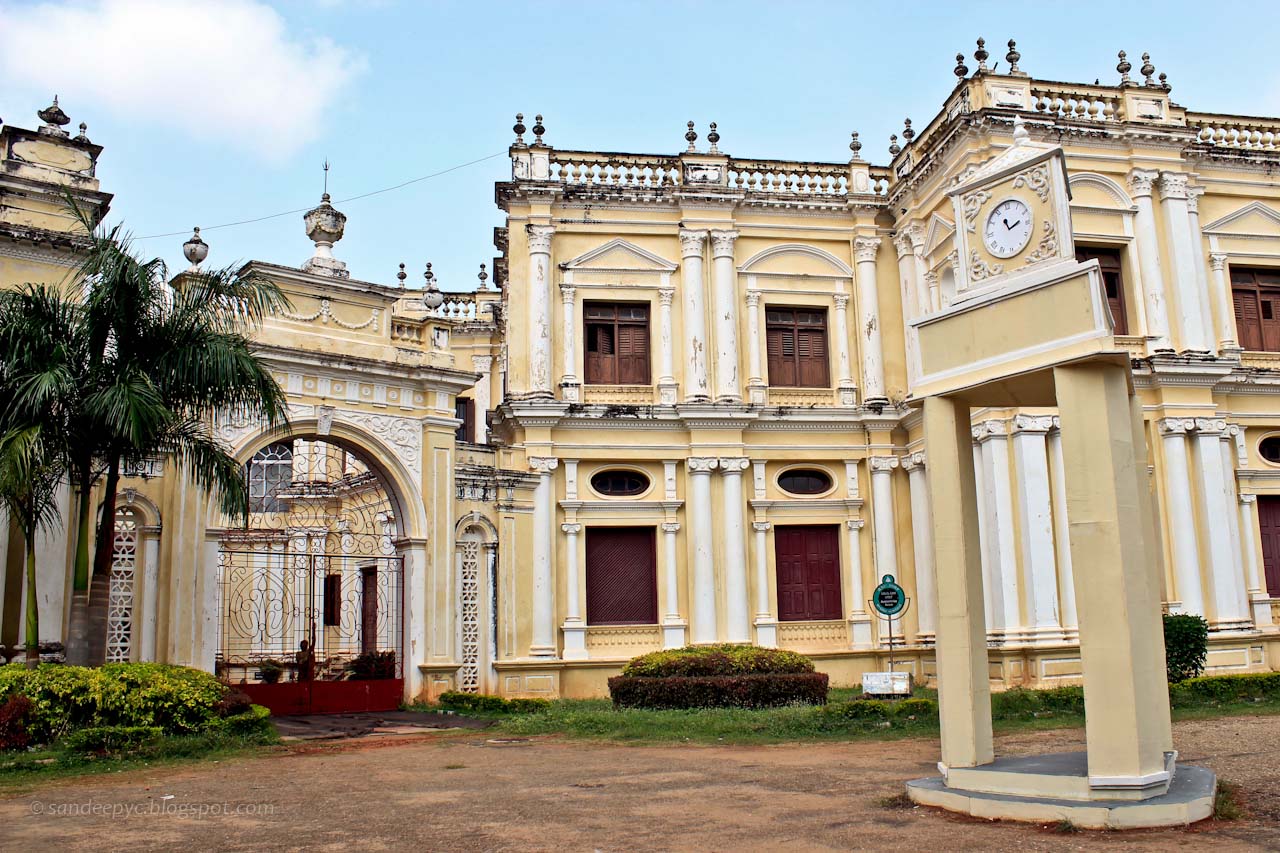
[685,120,698,152]
[902,118,915,143]
[1140,52,1155,86]
[1006,39,1021,73]
[422,262,443,309]
[1116,50,1132,86]
[954,52,969,78]
[423,262,434,287]
[397,262,407,288]
[974,37,989,73]
[512,113,526,145]
[1012,114,1030,146]
[74,122,89,142]
[532,114,545,145]
[182,227,208,272]
[1159,72,1170,92]
[849,131,863,160]
[707,121,720,153]
[477,263,489,290]
[888,134,901,157]
[37,95,71,137]
[302,192,349,279]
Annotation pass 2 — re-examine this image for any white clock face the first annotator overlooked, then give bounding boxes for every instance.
[983,199,1034,259]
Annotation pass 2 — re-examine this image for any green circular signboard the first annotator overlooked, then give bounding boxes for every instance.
[872,574,906,616]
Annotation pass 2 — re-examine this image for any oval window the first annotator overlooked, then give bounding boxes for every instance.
[1261,436,1280,464]
[591,469,650,497]
[778,468,833,496]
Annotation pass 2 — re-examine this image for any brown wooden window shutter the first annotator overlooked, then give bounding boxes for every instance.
[1075,246,1128,335]
[585,527,658,625]
[323,574,342,627]
[454,398,475,443]
[774,525,842,621]
[766,307,828,388]
[585,302,650,384]
[1232,267,1280,352]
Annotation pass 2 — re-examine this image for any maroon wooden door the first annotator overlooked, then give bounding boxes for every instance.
[774,525,842,621]
[585,527,658,625]
[1257,496,1280,596]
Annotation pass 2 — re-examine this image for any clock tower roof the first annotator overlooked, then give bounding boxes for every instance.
[947,116,1071,202]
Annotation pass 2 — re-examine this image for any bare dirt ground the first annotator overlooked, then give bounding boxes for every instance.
[2,714,1278,852]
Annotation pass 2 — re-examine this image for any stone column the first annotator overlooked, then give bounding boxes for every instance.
[558,282,579,401]
[1194,419,1251,628]
[526,225,556,396]
[846,519,872,648]
[1186,187,1218,350]
[833,292,856,405]
[869,455,899,645]
[139,526,161,662]
[902,453,937,641]
[1011,415,1063,643]
[745,290,766,404]
[752,521,777,647]
[710,230,741,403]
[561,522,586,660]
[679,229,710,402]
[687,457,718,642]
[854,237,887,405]
[528,456,558,657]
[1209,254,1238,351]
[1126,170,1173,352]
[656,287,678,404]
[1047,420,1078,630]
[1054,362,1173,788]
[661,521,687,648]
[1238,496,1275,627]
[1220,429,1252,622]
[973,420,1019,638]
[719,457,751,642]
[921,395,993,770]
[893,233,923,385]
[472,356,492,443]
[1156,172,1211,353]
[1157,419,1205,615]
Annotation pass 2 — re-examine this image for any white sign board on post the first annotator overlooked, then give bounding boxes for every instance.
[862,671,912,697]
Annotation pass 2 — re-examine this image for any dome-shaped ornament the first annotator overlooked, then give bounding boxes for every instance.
[1117,51,1132,86]
[849,131,863,160]
[974,37,989,72]
[707,122,721,153]
[902,118,915,143]
[37,95,71,137]
[532,114,545,145]
[422,262,444,310]
[1005,39,1021,73]
[1140,52,1155,86]
[685,121,697,152]
[301,193,350,279]
[477,263,489,290]
[954,53,969,78]
[397,263,407,288]
[512,113,526,145]
[182,227,209,271]
[888,134,901,157]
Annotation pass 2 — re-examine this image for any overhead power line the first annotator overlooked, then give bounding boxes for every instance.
[135,151,508,241]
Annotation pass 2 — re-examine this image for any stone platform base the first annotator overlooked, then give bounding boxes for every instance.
[906,764,1216,829]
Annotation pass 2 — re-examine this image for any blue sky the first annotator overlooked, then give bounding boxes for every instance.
[2,0,1278,292]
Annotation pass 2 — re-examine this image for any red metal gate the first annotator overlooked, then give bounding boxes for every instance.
[216,547,405,715]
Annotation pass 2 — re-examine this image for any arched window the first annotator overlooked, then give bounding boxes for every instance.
[248,442,294,512]
[778,468,834,496]
[590,470,650,497]
[106,506,138,663]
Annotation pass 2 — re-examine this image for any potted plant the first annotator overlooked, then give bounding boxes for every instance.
[257,659,284,684]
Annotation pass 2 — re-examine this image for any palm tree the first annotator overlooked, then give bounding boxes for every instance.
[0,285,81,667]
[63,215,291,666]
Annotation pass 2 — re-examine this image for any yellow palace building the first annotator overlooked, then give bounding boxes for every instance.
[3,43,1280,704]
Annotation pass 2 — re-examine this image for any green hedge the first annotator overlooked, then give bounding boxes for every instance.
[436,691,551,715]
[621,645,815,678]
[608,672,829,710]
[819,696,939,723]
[1169,672,1280,707]
[0,663,267,746]
[60,726,162,755]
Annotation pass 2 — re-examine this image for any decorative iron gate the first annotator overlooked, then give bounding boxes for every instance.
[215,437,407,714]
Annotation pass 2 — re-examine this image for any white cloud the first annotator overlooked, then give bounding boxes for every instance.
[0,0,365,157]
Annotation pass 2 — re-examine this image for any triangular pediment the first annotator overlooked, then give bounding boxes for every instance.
[949,127,1070,201]
[924,213,955,254]
[1202,202,1280,236]
[561,239,678,272]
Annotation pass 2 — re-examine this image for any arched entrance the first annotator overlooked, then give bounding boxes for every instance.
[216,436,406,714]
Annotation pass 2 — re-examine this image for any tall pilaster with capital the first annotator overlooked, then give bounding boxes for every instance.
[687,457,719,641]
[1126,170,1173,352]
[528,456,559,657]
[854,237,887,404]
[656,287,678,403]
[832,291,857,405]
[710,230,742,403]
[558,282,580,401]
[526,224,556,396]
[719,457,751,642]
[679,229,711,402]
[1156,172,1211,353]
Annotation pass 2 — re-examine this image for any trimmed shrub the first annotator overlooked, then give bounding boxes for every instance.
[1164,614,1209,683]
[0,663,231,744]
[890,697,939,721]
[208,704,274,737]
[214,689,254,719]
[0,694,34,751]
[608,672,829,710]
[347,651,397,680]
[822,699,890,721]
[1169,672,1280,707]
[990,685,1085,719]
[621,644,815,679]
[435,691,551,715]
[60,725,162,756]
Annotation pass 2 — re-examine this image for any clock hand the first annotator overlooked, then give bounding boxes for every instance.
[1008,220,1021,230]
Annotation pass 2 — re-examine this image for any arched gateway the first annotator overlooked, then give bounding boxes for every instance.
[215,430,415,714]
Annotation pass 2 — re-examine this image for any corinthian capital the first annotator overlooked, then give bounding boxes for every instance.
[529,456,559,474]
[1126,168,1158,198]
[678,228,708,258]
[1209,253,1229,272]
[526,224,555,254]
[853,236,881,263]
[833,293,851,310]
[1156,171,1188,200]
[709,229,739,258]
[745,290,761,308]
[687,457,719,473]
[658,287,676,307]
[559,282,576,303]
